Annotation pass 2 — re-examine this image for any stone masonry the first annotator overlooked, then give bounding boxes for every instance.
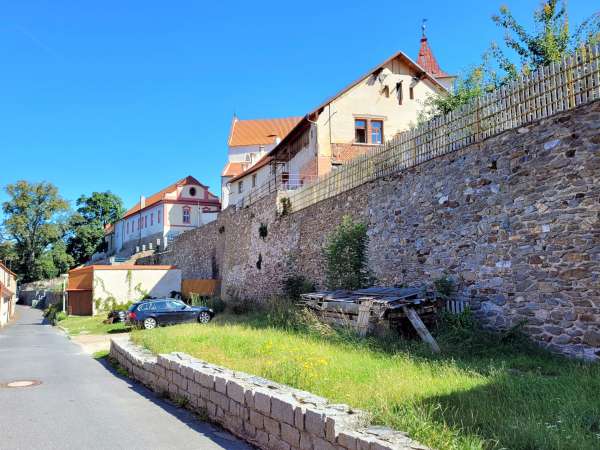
[138,100,600,360]
[110,337,428,450]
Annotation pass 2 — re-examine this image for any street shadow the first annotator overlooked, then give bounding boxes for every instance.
[107,328,131,334]
[93,356,253,450]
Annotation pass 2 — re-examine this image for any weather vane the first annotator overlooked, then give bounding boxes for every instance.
[421,18,428,37]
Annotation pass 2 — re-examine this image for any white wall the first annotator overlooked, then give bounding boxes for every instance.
[227,164,273,207]
[92,268,182,313]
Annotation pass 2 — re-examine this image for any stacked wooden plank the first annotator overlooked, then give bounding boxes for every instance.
[300,286,441,336]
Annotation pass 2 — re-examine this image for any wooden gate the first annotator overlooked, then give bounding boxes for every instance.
[67,290,93,316]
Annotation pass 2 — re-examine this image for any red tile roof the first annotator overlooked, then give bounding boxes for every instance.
[228,117,302,147]
[228,155,273,184]
[417,36,450,78]
[122,175,208,220]
[221,162,247,178]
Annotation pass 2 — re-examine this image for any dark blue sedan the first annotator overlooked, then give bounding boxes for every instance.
[127,298,214,330]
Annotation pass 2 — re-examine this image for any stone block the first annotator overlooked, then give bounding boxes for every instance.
[281,423,300,447]
[312,436,336,450]
[210,390,229,411]
[227,380,245,404]
[299,432,313,450]
[254,390,271,415]
[243,420,257,438]
[294,406,305,430]
[305,409,326,437]
[271,397,295,425]
[188,380,201,397]
[214,374,228,394]
[268,434,291,450]
[195,371,215,389]
[263,416,280,436]
[244,389,255,409]
[249,410,264,429]
[256,430,269,447]
[337,430,359,450]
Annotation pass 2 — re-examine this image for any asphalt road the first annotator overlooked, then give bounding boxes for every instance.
[0,305,251,450]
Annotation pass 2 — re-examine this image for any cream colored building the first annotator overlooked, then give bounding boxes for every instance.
[0,262,17,327]
[228,34,454,202]
[67,264,182,315]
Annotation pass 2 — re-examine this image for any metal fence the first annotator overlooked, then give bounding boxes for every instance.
[286,43,600,213]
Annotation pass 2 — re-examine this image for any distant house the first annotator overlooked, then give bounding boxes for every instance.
[67,265,181,315]
[227,33,454,205]
[108,176,221,255]
[0,262,17,327]
[221,116,301,208]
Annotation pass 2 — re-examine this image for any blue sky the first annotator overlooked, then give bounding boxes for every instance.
[0,1,596,217]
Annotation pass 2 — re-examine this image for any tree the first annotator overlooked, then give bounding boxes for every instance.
[66,191,123,265]
[491,0,599,78]
[422,1,600,117]
[2,181,69,282]
[324,216,371,290]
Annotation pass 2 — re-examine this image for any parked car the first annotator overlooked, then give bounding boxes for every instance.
[126,298,214,330]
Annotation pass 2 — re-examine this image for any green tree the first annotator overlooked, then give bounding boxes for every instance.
[324,216,370,290]
[2,181,69,282]
[66,191,123,265]
[422,1,600,117]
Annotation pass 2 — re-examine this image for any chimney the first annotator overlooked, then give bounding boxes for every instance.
[140,195,146,208]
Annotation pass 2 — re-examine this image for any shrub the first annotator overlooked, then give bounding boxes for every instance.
[189,293,226,314]
[44,304,67,324]
[433,275,455,299]
[324,216,370,290]
[226,291,258,315]
[279,197,292,216]
[258,223,268,239]
[283,274,315,300]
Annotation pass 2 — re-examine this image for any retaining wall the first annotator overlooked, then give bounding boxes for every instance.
[110,337,427,450]
[138,101,600,360]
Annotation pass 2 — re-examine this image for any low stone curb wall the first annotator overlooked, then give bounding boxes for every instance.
[110,337,427,450]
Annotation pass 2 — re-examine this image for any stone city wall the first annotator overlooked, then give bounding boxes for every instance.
[139,100,600,360]
[110,337,427,450]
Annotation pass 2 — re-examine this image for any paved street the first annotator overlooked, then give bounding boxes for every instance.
[0,306,251,450]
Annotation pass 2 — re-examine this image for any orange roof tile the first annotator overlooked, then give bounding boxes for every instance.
[228,155,273,184]
[221,162,247,177]
[417,35,450,78]
[228,117,302,147]
[122,175,208,220]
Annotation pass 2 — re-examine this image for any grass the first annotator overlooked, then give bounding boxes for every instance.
[131,308,600,450]
[59,314,130,336]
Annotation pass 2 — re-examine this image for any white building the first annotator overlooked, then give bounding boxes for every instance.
[108,176,221,255]
[221,116,301,208]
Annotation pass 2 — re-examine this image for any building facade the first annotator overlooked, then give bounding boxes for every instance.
[227,34,454,206]
[221,116,301,208]
[109,176,221,255]
[67,265,181,315]
[0,262,17,327]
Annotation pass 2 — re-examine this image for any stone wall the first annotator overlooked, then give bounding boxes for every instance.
[138,100,600,360]
[110,337,427,450]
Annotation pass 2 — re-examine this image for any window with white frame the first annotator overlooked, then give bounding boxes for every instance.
[182,207,191,224]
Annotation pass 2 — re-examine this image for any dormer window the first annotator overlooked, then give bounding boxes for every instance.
[182,207,191,224]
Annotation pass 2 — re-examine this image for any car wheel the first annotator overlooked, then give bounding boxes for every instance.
[198,311,211,324]
[143,317,157,330]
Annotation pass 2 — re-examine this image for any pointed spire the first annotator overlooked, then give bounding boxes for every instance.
[416,22,449,78]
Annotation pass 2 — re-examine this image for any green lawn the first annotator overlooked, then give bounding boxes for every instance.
[59,314,130,336]
[131,312,600,450]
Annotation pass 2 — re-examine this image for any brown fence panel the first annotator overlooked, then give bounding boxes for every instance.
[182,279,219,298]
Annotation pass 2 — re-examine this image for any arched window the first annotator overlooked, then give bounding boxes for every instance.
[182,207,191,224]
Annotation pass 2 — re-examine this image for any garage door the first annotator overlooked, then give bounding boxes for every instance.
[68,290,93,316]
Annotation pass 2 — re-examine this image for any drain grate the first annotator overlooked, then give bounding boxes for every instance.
[2,380,42,388]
